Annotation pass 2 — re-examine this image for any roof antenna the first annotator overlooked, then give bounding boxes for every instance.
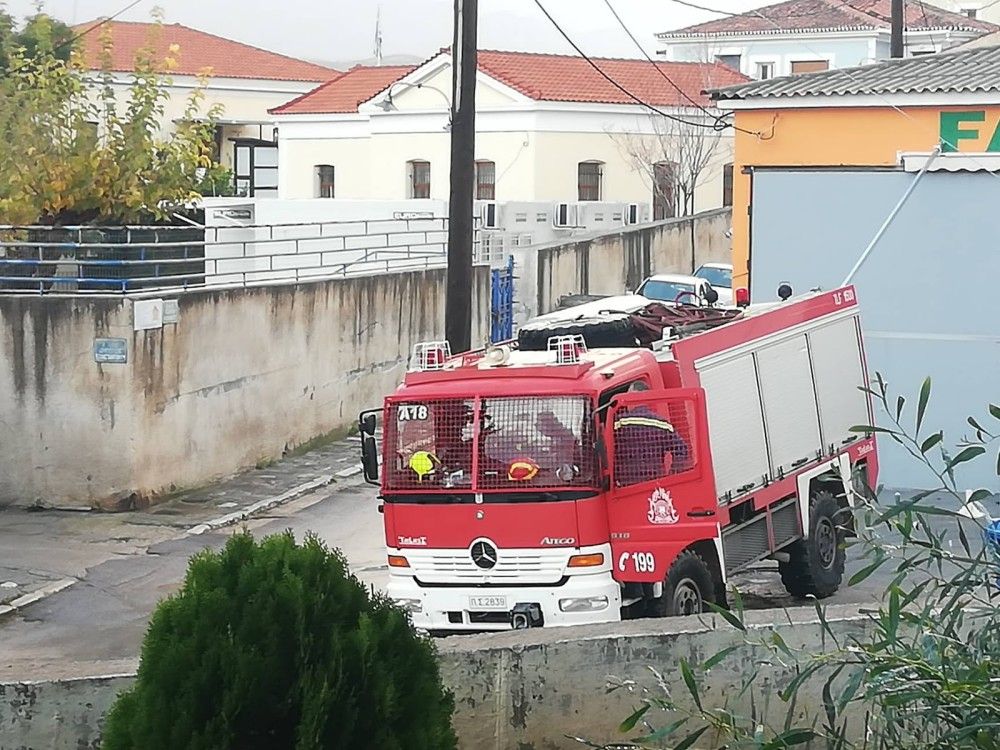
[374,5,383,66]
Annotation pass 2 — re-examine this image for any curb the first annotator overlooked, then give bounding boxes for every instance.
[186,474,335,536]
[0,578,77,619]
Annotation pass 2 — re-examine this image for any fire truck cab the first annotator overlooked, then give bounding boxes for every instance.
[359,286,878,631]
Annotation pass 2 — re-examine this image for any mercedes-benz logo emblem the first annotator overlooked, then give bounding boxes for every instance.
[470,540,498,570]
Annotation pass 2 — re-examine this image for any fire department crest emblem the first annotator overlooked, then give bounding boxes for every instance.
[647,487,679,525]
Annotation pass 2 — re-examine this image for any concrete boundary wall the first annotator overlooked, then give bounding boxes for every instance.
[512,208,732,326]
[0,606,869,750]
[0,269,490,509]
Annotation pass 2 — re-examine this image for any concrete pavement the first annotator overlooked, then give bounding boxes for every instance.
[0,434,365,609]
[2,425,982,682]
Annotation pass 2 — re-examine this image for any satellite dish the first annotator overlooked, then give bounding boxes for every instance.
[482,344,512,367]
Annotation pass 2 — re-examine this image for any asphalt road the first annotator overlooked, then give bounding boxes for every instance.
[1,482,989,681]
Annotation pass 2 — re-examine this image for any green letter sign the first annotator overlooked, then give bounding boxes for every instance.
[939,110,987,152]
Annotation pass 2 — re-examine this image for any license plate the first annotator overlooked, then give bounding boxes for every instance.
[468,595,508,611]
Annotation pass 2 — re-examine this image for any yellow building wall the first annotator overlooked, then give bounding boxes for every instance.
[730,106,1000,287]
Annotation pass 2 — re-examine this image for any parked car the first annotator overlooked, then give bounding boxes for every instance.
[635,273,726,307]
[693,263,733,304]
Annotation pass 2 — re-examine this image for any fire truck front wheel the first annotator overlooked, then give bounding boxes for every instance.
[779,491,846,599]
[650,549,716,617]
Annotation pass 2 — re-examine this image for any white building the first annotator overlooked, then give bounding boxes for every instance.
[655,0,996,80]
[931,0,1000,26]
[271,50,747,217]
[76,20,337,195]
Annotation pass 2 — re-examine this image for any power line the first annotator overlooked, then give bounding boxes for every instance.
[531,0,732,131]
[598,0,760,136]
[662,0,1000,171]
[3,0,145,78]
[913,0,939,54]
[660,0,1000,281]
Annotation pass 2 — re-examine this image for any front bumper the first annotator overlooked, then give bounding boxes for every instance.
[388,572,622,631]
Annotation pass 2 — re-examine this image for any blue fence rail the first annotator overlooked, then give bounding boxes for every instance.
[490,255,514,343]
[0,225,206,293]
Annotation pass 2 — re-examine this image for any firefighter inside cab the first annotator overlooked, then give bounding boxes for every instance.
[613,382,691,486]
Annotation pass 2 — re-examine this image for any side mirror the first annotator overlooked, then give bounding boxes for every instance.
[704,285,719,305]
[360,412,377,436]
[361,436,379,484]
[358,410,380,484]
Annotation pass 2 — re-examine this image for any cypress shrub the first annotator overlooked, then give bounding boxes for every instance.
[102,531,456,750]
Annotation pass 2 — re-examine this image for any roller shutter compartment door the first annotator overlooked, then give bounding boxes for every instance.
[749,168,1000,489]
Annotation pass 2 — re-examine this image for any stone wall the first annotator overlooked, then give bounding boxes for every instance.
[0,607,868,750]
[512,208,732,325]
[0,269,490,509]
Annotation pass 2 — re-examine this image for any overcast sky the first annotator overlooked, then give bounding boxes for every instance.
[3,0,765,65]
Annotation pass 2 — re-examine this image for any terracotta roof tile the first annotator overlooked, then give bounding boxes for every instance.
[662,0,997,36]
[271,50,748,115]
[270,65,416,114]
[75,20,336,82]
[475,49,748,106]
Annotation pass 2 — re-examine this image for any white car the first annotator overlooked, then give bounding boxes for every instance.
[693,263,734,305]
[635,273,729,307]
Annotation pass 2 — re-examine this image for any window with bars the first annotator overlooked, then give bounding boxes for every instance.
[408,160,431,199]
[382,396,595,491]
[578,161,603,202]
[722,163,734,207]
[315,164,335,198]
[474,160,496,200]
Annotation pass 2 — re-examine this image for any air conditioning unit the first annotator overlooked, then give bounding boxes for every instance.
[553,202,579,228]
[480,201,499,229]
[625,203,640,226]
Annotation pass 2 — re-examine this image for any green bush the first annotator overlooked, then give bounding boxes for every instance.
[102,531,456,750]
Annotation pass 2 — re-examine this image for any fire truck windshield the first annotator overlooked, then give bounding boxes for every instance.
[385,395,595,493]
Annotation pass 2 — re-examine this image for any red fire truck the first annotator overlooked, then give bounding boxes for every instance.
[358,286,878,631]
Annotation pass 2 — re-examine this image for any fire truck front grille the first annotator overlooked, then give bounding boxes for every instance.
[405,548,569,584]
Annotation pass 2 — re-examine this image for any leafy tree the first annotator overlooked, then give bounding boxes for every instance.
[102,531,457,750]
[0,14,223,224]
[599,377,1000,749]
[0,6,74,74]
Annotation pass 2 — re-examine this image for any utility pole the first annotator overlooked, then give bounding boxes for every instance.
[890,0,904,58]
[445,0,478,353]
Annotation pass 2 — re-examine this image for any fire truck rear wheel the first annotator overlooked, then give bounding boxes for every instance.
[651,549,716,617]
[779,491,846,599]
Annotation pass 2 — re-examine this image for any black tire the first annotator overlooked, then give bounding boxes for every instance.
[649,549,716,617]
[518,314,640,351]
[779,491,846,599]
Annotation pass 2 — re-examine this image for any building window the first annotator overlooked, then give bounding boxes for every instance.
[790,60,829,74]
[722,163,733,207]
[211,124,224,162]
[408,160,431,199]
[715,54,742,72]
[314,165,335,198]
[474,160,496,200]
[754,62,775,80]
[578,161,603,202]
[965,7,978,18]
[653,161,677,220]
[233,139,279,198]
